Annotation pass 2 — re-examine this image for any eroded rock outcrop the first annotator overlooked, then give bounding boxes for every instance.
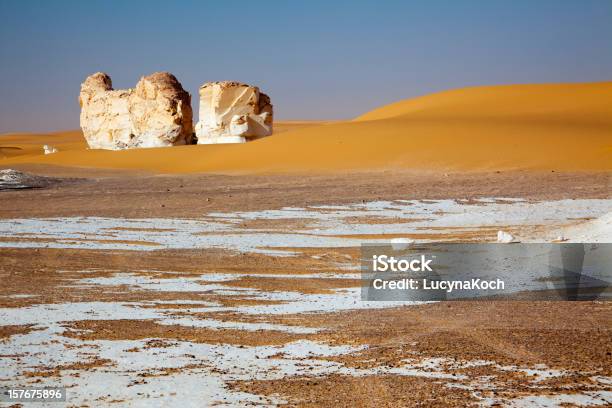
[79,72,194,150]
[0,169,56,190]
[195,81,273,144]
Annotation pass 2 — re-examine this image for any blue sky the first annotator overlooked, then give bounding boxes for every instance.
[1,0,611,133]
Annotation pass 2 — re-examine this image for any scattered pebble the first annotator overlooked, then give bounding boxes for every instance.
[497,230,518,243]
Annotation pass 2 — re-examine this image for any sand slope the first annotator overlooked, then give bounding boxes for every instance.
[0,130,86,160]
[1,82,611,174]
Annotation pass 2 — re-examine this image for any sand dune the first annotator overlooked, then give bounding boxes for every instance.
[0,130,86,159]
[1,82,610,174]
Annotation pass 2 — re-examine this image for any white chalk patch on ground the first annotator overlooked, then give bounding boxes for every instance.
[384,357,468,380]
[3,324,609,407]
[500,364,567,382]
[1,286,610,407]
[1,198,611,406]
[6,271,607,405]
[0,294,38,298]
[0,199,610,253]
[0,266,406,342]
[393,357,571,383]
[229,287,417,315]
[0,272,464,406]
[74,273,233,292]
[0,325,289,406]
[544,211,612,243]
[158,318,320,334]
[217,272,361,280]
[0,318,459,406]
[0,300,317,335]
[502,391,612,407]
[593,376,612,386]
[68,271,417,315]
[0,302,163,326]
[142,299,218,305]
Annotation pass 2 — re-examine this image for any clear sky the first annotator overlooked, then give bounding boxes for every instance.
[1,0,611,133]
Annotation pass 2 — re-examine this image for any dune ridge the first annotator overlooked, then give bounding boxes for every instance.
[1,82,611,174]
[356,81,612,122]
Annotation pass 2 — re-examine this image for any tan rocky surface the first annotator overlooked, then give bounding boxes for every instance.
[1,247,610,406]
[79,72,194,150]
[195,81,273,144]
[0,169,609,218]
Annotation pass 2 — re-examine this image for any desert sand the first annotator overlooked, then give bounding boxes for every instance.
[1,82,611,174]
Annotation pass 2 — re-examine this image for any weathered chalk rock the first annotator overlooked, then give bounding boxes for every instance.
[497,230,518,243]
[390,237,415,251]
[195,81,273,144]
[79,72,194,150]
[0,169,56,190]
[43,145,58,154]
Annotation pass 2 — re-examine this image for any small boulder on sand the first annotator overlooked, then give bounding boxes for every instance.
[391,237,415,251]
[43,145,58,154]
[497,230,518,243]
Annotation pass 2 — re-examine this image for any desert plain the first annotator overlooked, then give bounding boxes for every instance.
[0,82,611,407]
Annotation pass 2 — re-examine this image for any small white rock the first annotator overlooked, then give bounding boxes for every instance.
[43,145,58,154]
[497,230,517,243]
[391,237,415,251]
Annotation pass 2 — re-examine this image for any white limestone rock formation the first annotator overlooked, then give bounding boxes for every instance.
[195,81,273,144]
[79,72,194,150]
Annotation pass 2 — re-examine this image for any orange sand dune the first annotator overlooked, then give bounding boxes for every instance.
[1,82,611,174]
[0,130,86,159]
